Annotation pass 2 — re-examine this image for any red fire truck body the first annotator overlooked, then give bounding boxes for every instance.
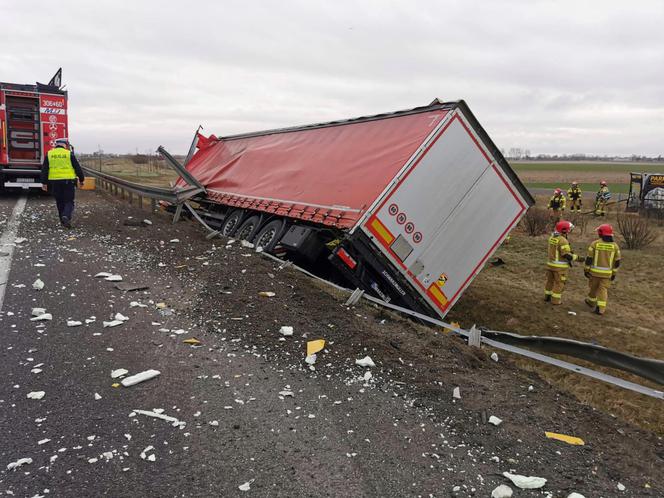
[0,70,68,189]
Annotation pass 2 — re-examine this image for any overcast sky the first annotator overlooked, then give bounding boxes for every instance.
[2,0,663,156]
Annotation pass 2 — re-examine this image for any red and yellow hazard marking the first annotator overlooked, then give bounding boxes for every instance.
[427,283,448,309]
[366,216,395,247]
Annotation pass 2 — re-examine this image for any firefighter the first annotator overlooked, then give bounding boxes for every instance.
[567,181,583,211]
[594,180,611,216]
[547,188,566,220]
[584,223,621,315]
[544,220,579,305]
[40,138,85,228]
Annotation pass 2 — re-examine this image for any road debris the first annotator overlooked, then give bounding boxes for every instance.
[279,326,294,336]
[490,352,499,362]
[121,369,161,387]
[7,457,32,471]
[305,354,317,365]
[140,445,156,461]
[94,393,102,400]
[27,391,46,400]
[133,409,184,427]
[488,415,503,426]
[115,282,149,291]
[183,338,201,346]
[307,339,325,356]
[568,311,577,316]
[453,387,461,399]
[67,320,83,327]
[355,356,376,368]
[111,368,129,378]
[103,320,124,328]
[94,272,112,278]
[130,301,148,308]
[114,312,130,322]
[567,493,586,498]
[14,237,27,244]
[617,483,626,491]
[104,275,123,282]
[32,278,44,290]
[491,484,513,498]
[30,313,53,321]
[545,431,585,445]
[258,291,276,297]
[502,472,547,489]
[238,479,255,492]
[31,307,46,316]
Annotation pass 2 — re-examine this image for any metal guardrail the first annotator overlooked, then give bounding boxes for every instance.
[81,165,204,208]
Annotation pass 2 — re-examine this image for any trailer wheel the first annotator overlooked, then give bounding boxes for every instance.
[221,209,244,237]
[254,219,288,252]
[235,215,261,241]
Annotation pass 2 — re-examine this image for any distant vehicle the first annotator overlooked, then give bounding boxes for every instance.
[0,68,68,190]
[176,99,534,319]
[627,172,664,212]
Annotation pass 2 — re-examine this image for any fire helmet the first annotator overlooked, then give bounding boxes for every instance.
[555,220,574,234]
[554,188,562,195]
[597,224,613,237]
[600,180,607,186]
[571,181,578,186]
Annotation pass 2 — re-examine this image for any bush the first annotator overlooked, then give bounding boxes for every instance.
[617,214,658,249]
[567,212,588,235]
[521,207,550,236]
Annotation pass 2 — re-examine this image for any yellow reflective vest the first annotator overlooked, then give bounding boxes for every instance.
[547,234,577,270]
[47,148,77,180]
[548,194,566,210]
[586,239,621,278]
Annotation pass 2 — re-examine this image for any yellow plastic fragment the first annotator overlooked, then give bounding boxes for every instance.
[545,431,585,445]
[111,383,121,388]
[307,339,326,357]
[183,338,201,345]
[258,291,276,297]
[155,303,167,309]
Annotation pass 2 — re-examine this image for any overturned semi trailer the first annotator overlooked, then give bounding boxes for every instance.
[177,99,534,319]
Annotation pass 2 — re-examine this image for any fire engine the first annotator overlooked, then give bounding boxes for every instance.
[0,68,68,189]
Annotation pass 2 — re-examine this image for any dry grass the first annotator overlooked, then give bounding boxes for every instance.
[448,195,664,433]
[81,156,179,187]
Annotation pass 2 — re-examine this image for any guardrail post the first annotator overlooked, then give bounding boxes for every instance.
[151,198,157,213]
[139,195,143,209]
[129,191,133,205]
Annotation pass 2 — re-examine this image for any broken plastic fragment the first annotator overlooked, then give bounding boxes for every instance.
[27,391,45,400]
[567,493,586,498]
[94,272,112,278]
[279,326,294,336]
[278,390,294,397]
[453,387,461,399]
[103,320,123,328]
[133,409,183,427]
[121,369,161,387]
[14,237,27,244]
[238,479,254,492]
[306,339,325,356]
[94,393,102,400]
[490,352,499,362]
[130,301,148,308]
[545,431,585,445]
[32,278,45,290]
[7,457,32,471]
[114,312,129,322]
[617,483,626,492]
[258,291,275,297]
[355,356,375,368]
[111,368,129,379]
[305,354,317,365]
[67,320,83,327]
[183,338,201,345]
[104,275,123,282]
[502,472,547,489]
[491,484,513,498]
[362,371,372,382]
[31,307,46,316]
[30,313,53,322]
[489,415,503,426]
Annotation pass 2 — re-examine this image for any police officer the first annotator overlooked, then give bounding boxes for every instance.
[544,220,579,305]
[584,223,621,315]
[567,181,583,211]
[40,138,85,228]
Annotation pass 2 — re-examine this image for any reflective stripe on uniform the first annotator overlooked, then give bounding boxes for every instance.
[544,290,552,296]
[597,300,607,307]
[552,293,562,299]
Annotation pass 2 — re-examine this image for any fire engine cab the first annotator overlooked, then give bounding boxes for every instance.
[0,68,68,189]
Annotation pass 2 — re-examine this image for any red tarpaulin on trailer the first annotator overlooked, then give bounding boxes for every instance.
[179,109,449,229]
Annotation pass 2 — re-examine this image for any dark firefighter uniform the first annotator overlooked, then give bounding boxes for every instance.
[567,184,582,211]
[41,144,85,228]
[545,231,578,305]
[594,185,611,216]
[584,233,621,315]
[547,192,566,220]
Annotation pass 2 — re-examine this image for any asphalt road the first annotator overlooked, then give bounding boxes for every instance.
[0,191,660,497]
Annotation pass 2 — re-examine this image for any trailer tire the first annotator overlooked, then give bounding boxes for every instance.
[235,215,261,241]
[220,209,244,237]
[254,219,288,252]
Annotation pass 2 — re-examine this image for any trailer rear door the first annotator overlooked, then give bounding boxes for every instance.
[360,109,528,318]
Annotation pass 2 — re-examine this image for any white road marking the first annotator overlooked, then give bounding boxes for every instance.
[0,196,28,312]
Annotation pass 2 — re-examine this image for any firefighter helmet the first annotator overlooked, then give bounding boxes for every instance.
[571,181,578,186]
[554,188,562,195]
[597,223,613,237]
[600,180,607,186]
[555,220,574,234]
